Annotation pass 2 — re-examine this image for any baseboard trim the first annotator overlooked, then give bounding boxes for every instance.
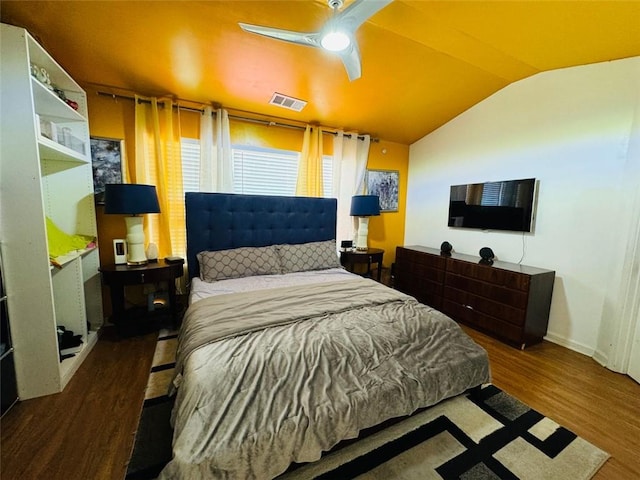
[543,332,595,357]
[592,349,609,367]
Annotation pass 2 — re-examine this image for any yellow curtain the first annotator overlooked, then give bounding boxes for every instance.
[133,96,185,259]
[296,125,324,197]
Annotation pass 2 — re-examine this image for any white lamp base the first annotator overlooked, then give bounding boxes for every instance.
[125,216,148,265]
[355,216,370,251]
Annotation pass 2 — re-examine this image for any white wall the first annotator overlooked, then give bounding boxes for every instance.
[406,57,640,356]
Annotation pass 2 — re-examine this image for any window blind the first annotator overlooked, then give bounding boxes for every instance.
[180,139,334,198]
[181,138,200,193]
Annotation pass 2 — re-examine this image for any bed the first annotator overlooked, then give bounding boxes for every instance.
[159,192,490,480]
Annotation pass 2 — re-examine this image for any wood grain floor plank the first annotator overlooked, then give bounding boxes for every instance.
[0,328,157,480]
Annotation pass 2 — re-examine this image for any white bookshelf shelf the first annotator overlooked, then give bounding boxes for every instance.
[50,245,97,270]
[32,78,86,123]
[38,135,87,163]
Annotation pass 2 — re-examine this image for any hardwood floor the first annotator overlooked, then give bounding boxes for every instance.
[1,325,638,479]
[463,326,640,480]
[0,327,157,480]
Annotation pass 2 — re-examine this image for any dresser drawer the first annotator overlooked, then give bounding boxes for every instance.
[446,259,530,291]
[396,247,446,270]
[443,286,526,326]
[442,299,524,345]
[444,273,528,309]
[396,260,445,283]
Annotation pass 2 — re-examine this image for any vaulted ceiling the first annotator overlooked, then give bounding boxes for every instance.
[2,1,639,144]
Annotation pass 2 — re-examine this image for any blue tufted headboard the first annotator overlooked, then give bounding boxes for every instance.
[185,192,337,279]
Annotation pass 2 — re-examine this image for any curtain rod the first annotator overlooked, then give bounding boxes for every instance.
[96,91,377,142]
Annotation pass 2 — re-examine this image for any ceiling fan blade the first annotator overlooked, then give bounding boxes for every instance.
[336,41,362,81]
[238,23,320,48]
[335,0,394,31]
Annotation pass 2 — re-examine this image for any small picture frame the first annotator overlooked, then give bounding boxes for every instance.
[113,239,127,264]
[91,137,124,204]
[366,169,399,212]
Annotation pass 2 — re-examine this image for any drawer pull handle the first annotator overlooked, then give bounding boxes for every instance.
[463,304,473,310]
[141,273,144,282]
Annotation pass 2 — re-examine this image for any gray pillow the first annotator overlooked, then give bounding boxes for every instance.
[276,240,341,274]
[197,246,282,282]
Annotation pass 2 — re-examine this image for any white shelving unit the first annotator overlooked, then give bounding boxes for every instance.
[0,23,103,399]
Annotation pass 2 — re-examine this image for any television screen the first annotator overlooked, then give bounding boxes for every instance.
[448,178,536,232]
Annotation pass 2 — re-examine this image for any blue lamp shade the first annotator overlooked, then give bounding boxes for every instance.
[350,195,380,216]
[103,184,161,215]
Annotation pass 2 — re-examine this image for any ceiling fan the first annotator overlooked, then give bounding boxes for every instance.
[239,0,393,81]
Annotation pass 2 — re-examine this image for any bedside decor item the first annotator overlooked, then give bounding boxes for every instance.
[113,239,127,265]
[104,184,161,266]
[440,241,453,255]
[340,240,353,252]
[146,242,159,262]
[350,195,380,251]
[366,169,399,212]
[479,247,495,264]
[90,137,124,204]
[165,256,185,265]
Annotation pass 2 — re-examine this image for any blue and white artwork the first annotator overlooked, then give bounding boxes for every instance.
[367,169,399,212]
[90,137,123,203]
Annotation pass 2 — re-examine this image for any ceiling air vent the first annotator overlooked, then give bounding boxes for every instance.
[269,92,307,112]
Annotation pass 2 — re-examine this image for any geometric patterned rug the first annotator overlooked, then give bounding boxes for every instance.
[280,384,610,480]
[126,333,609,480]
[125,328,177,480]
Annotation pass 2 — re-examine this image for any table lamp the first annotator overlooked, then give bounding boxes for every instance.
[350,195,380,251]
[104,184,160,266]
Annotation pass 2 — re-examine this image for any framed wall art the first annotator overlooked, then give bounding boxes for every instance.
[90,137,124,204]
[366,169,399,212]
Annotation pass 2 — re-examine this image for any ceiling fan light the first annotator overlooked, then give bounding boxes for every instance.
[321,30,350,52]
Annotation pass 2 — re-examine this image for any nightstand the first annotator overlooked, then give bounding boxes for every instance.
[100,259,184,330]
[340,248,384,282]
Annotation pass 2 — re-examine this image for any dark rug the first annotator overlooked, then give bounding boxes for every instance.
[125,329,177,479]
[126,335,608,480]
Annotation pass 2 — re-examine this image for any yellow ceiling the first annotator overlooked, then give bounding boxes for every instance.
[2,1,639,144]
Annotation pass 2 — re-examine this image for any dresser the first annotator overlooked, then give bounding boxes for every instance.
[395,246,555,349]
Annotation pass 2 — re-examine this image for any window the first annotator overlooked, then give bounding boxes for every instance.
[181,138,200,194]
[233,146,298,196]
[181,139,333,197]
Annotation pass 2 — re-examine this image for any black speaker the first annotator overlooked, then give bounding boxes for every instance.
[479,247,495,264]
[440,241,453,255]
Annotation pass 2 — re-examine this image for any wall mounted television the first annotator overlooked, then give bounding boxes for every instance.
[448,178,536,232]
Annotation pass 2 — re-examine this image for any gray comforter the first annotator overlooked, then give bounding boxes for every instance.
[160,277,490,479]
